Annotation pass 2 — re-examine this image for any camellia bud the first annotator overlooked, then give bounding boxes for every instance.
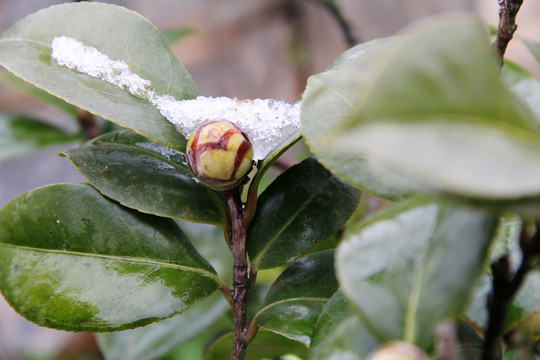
[186,120,254,191]
[367,342,430,360]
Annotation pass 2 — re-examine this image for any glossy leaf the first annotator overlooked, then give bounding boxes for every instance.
[164,315,233,360]
[63,130,227,227]
[248,157,361,270]
[254,250,338,345]
[309,291,379,360]
[337,199,497,349]
[303,15,540,201]
[205,331,308,360]
[0,2,197,150]
[249,134,302,199]
[0,183,220,331]
[97,292,228,360]
[178,221,232,282]
[0,71,77,115]
[96,221,231,359]
[301,36,407,200]
[0,113,82,161]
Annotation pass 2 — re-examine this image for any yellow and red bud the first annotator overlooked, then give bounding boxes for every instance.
[186,120,254,191]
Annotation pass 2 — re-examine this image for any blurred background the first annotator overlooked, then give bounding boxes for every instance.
[0,0,539,359]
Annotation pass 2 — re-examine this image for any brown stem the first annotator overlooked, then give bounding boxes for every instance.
[76,109,100,139]
[226,190,250,360]
[492,0,524,67]
[482,223,540,360]
[316,0,359,47]
[245,322,259,345]
[218,281,233,305]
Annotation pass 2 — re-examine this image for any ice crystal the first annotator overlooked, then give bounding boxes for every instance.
[51,36,300,160]
[51,36,152,98]
[157,96,300,160]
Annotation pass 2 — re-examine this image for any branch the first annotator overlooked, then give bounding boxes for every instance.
[482,222,540,360]
[315,0,359,47]
[76,109,100,139]
[226,190,251,360]
[492,0,524,67]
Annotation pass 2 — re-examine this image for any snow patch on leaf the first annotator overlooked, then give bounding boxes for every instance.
[51,36,300,159]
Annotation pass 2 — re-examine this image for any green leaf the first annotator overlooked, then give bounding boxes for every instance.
[248,157,361,270]
[205,331,308,360]
[63,130,227,227]
[96,292,228,360]
[336,198,497,349]
[502,61,540,123]
[303,15,540,201]
[254,250,338,345]
[250,133,302,197]
[0,71,77,115]
[309,291,379,360]
[96,221,231,359]
[301,36,407,200]
[161,28,201,46]
[0,2,197,151]
[523,39,540,67]
[0,183,220,332]
[178,221,232,282]
[0,113,82,161]
[325,36,403,72]
[163,315,233,360]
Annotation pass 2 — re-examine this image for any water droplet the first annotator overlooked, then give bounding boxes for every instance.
[56,219,60,224]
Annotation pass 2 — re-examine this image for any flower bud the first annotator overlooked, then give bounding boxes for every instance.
[367,342,429,360]
[186,120,254,191]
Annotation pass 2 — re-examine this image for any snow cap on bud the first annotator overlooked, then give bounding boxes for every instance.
[367,342,430,360]
[186,120,254,191]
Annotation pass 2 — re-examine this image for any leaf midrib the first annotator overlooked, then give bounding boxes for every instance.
[403,205,440,343]
[0,242,220,283]
[252,174,333,269]
[77,141,190,172]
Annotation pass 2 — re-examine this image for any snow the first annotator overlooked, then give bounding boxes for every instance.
[51,36,300,160]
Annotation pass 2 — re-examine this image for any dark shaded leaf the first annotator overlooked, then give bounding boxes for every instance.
[205,331,308,360]
[63,130,227,226]
[248,157,361,270]
[254,250,338,345]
